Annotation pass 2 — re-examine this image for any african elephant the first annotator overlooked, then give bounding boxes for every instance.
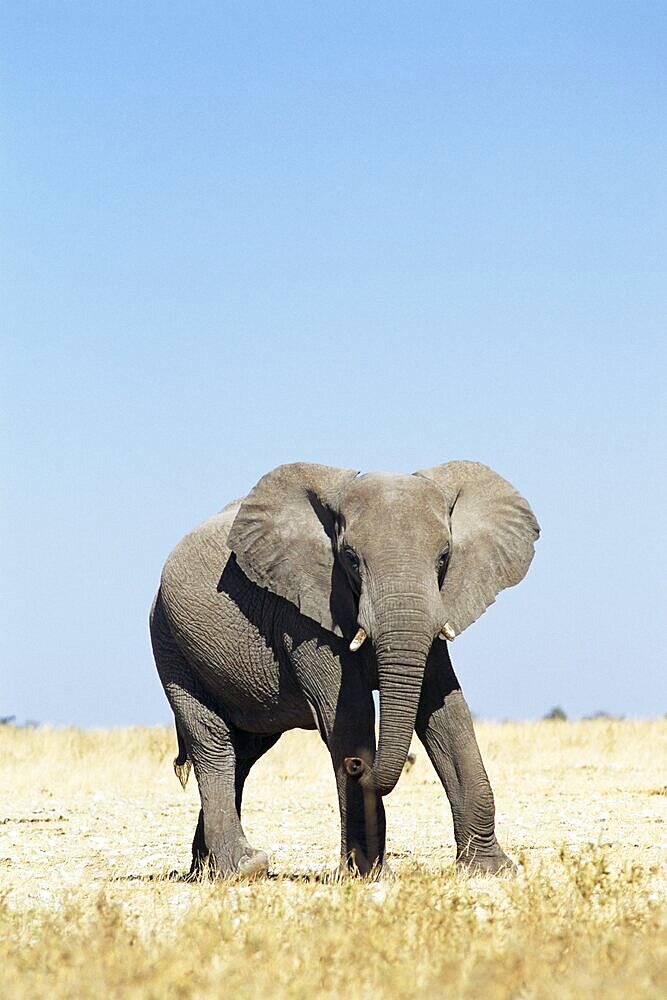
[150,461,539,878]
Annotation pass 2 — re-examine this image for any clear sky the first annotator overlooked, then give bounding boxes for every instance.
[2,2,665,727]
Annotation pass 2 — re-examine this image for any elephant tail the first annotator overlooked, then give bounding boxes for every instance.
[173,722,191,790]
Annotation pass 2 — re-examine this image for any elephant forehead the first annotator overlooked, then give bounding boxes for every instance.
[341,472,448,536]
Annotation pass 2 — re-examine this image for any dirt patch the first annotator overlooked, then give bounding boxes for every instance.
[1,720,665,998]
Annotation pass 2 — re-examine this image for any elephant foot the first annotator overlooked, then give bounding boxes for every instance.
[338,851,392,881]
[456,843,517,876]
[234,849,269,878]
[190,843,269,881]
[209,846,268,880]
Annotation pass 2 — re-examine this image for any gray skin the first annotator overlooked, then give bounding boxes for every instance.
[150,461,539,879]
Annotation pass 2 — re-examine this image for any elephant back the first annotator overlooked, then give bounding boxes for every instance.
[159,497,246,639]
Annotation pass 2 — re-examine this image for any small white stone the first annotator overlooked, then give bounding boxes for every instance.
[368,884,387,905]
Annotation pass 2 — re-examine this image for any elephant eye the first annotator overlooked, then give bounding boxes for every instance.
[437,546,450,585]
[343,545,360,571]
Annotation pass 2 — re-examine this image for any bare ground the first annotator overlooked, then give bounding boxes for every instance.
[1,720,665,998]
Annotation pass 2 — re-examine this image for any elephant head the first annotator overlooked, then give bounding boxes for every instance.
[227,461,539,797]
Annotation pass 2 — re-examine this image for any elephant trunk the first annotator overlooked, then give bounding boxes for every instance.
[358,590,435,798]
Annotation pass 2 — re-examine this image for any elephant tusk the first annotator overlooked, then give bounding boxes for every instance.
[349,627,367,652]
[439,622,456,641]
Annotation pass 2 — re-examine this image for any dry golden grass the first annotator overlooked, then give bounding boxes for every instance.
[1,720,665,998]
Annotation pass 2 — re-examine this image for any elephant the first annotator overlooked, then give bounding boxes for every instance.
[150,460,539,878]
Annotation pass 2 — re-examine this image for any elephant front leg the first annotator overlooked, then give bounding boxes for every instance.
[301,653,386,876]
[331,679,388,877]
[416,646,515,875]
[331,745,387,876]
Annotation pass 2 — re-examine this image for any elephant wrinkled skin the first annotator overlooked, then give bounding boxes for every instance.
[150,461,539,878]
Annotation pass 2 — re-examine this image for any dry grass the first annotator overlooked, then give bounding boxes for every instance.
[1,720,665,998]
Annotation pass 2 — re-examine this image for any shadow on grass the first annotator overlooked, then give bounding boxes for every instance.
[111,866,375,885]
[110,867,344,884]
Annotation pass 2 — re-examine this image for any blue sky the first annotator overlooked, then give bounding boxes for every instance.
[2,2,665,726]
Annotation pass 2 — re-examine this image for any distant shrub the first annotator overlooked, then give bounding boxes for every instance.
[543,706,568,721]
[583,710,624,721]
[0,716,39,728]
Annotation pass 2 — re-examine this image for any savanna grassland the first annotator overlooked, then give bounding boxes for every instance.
[1,720,665,999]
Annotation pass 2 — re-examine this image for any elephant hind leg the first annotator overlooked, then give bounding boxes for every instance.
[151,591,268,879]
[189,808,208,878]
[169,682,269,878]
[188,733,281,879]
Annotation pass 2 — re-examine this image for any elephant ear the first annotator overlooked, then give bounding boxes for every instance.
[227,462,359,636]
[414,461,540,637]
